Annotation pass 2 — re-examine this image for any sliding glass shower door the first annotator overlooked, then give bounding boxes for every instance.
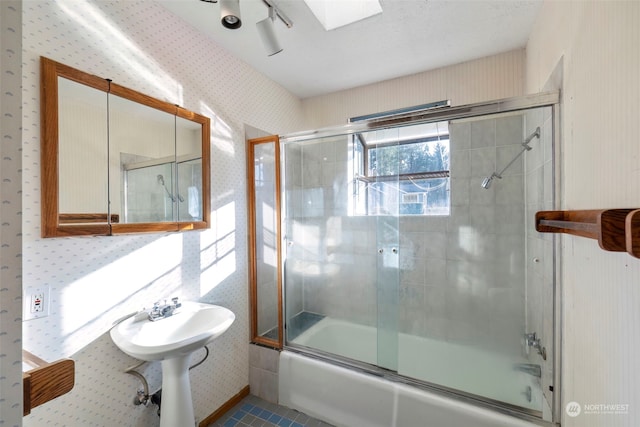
[276,93,559,422]
[360,128,401,372]
[283,130,400,369]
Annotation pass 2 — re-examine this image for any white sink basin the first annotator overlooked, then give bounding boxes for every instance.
[110,301,235,361]
[110,301,234,427]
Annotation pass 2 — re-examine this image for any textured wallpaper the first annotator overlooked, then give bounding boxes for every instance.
[1,1,23,426]
[11,1,638,426]
[301,49,525,129]
[18,0,303,425]
[526,2,640,426]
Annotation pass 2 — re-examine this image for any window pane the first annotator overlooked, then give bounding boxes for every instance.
[368,139,449,176]
[365,178,449,216]
[352,117,450,217]
[398,177,449,215]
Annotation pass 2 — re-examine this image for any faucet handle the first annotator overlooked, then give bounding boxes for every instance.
[172,297,179,304]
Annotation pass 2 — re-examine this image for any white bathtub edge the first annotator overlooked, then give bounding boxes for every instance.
[279,350,538,427]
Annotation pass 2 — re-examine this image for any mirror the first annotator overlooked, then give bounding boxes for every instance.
[41,57,210,237]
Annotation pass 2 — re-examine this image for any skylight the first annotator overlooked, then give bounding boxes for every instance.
[303,0,382,31]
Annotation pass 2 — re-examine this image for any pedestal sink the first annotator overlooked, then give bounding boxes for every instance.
[110,301,235,427]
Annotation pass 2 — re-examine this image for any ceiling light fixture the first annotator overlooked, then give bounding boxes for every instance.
[220,0,242,29]
[256,7,282,56]
[256,0,293,56]
[199,0,293,56]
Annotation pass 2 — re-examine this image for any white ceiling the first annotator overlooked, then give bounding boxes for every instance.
[158,0,542,99]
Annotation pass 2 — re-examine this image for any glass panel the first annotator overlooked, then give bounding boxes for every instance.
[253,142,280,339]
[396,110,548,414]
[524,105,555,414]
[284,134,382,366]
[176,116,203,222]
[176,158,203,222]
[109,93,176,223]
[373,128,399,372]
[58,77,108,221]
[123,163,174,223]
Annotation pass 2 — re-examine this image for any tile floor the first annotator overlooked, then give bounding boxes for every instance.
[209,394,334,427]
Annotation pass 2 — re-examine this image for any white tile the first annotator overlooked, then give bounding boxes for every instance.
[470,118,496,149]
[449,121,471,151]
[470,147,496,178]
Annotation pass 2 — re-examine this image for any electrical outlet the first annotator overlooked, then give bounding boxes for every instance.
[24,285,50,320]
[31,293,44,312]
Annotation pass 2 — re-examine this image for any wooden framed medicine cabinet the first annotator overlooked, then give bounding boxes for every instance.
[40,57,211,237]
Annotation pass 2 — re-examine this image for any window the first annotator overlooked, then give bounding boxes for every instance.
[351,108,450,216]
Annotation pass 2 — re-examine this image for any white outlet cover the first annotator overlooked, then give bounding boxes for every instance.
[23,285,50,320]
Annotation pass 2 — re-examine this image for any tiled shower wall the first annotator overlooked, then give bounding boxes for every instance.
[423,114,526,354]
[18,1,304,426]
[286,115,528,356]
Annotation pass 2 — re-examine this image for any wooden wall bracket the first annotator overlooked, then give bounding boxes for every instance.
[535,209,640,259]
[626,209,640,258]
[23,350,75,416]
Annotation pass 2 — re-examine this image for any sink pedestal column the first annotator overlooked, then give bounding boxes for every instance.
[160,355,195,427]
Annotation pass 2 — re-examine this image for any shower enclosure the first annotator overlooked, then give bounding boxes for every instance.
[122,158,203,223]
[248,92,560,424]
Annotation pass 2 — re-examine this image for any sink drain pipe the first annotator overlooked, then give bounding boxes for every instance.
[125,360,150,405]
[124,345,210,411]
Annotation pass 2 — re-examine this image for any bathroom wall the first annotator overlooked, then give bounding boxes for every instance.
[301,49,525,129]
[18,1,304,426]
[0,1,23,425]
[526,1,640,426]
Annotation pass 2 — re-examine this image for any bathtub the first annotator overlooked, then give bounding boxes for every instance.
[280,317,543,427]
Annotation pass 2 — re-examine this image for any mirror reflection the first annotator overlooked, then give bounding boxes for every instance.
[57,76,109,223]
[176,116,204,222]
[41,57,210,237]
[108,92,176,224]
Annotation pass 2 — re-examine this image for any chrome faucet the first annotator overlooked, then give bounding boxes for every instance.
[148,297,182,321]
[524,332,547,360]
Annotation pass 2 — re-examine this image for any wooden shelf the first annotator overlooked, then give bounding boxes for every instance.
[536,209,640,259]
[23,350,75,416]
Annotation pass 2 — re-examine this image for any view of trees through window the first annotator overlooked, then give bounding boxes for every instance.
[369,140,449,176]
[352,118,450,216]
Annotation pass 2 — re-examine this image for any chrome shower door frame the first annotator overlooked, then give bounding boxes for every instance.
[279,91,562,426]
